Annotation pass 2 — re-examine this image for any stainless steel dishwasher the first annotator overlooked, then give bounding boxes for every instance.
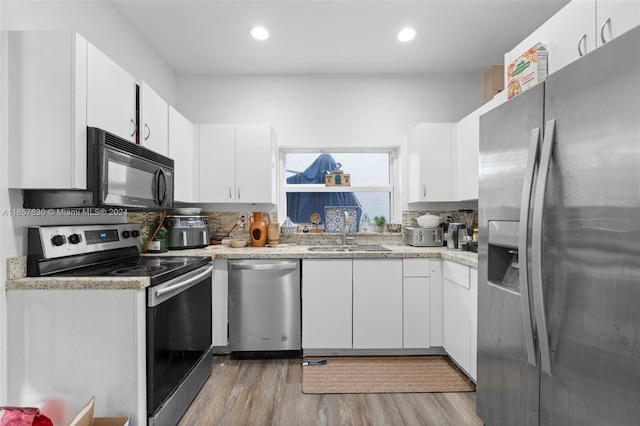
[228,259,301,358]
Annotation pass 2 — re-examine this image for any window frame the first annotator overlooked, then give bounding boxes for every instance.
[278,147,400,225]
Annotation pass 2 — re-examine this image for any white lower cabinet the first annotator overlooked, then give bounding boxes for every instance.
[7,290,146,425]
[353,259,403,349]
[470,267,478,380]
[212,259,229,347]
[443,260,474,379]
[429,260,444,347]
[302,259,353,349]
[402,259,430,348]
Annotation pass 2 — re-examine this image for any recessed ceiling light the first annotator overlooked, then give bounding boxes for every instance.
[250,26,269,41]
[397,27,418,42]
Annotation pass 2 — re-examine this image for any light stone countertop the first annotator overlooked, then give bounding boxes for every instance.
[6,245,476,290]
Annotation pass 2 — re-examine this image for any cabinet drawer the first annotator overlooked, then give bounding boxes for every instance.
[403,258,430,277]
[443,260,470,289]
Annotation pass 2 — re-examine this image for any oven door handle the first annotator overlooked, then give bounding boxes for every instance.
[150,265,213,306]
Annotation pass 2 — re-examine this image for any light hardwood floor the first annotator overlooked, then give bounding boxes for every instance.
[178,355,483,425]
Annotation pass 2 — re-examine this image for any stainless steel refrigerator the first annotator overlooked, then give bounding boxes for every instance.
[477,25,640,425]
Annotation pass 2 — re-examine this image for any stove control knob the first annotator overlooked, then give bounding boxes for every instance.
[51,235,65,246]
[122,230,131,239]
[131,230,140,238]
[68,234,81,244]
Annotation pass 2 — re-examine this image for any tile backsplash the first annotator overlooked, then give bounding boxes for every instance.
[128,209,478,242]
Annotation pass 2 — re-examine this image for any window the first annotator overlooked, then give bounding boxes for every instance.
[279,149,398,229]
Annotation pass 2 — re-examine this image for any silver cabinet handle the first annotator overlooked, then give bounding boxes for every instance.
[519,128,541,366]
[600,17,611,44]
[422,185,426,198]
[144,123,151,141]
[532,119,556,374]
[129,118,137,137]
[577,34,587,56]
[228,187,233,199]
[237,187,242,199]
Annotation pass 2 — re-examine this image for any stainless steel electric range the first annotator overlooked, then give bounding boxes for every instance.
[27,223,213,426]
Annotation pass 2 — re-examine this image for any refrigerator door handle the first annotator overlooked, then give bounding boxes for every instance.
[518,127,541,366]
[532,119,556,374]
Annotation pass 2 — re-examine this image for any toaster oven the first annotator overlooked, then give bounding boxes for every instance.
[405,227,443,247]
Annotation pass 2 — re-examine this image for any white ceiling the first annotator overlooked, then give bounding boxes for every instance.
[110,0,570,75]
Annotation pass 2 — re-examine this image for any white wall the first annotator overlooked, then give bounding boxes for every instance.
[177,72,483,212]
[1,0,176,104]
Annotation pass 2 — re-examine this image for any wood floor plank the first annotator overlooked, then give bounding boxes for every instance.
[178,355,482,425]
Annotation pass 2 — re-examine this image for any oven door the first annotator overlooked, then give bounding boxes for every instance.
[97,145,174,210]
[147,264,213,425]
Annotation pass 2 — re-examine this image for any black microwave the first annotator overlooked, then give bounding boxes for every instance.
[24,127,174,210]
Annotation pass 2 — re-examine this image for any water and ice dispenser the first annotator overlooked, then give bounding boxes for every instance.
[487,221,521,293]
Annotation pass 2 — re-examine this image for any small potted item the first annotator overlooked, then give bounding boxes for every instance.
[373,216,387,233]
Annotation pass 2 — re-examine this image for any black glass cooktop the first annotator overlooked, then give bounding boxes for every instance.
[51,256,211,286]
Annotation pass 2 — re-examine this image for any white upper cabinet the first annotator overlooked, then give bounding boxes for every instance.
[408,123,454,202]
[8,31,88,189]
[87,42,137,143]
[505,0,640,79]
[596,0,640,46]
[139,81,169,156]
[453,93,507,201]
[198,124,237,203]
[168,106,195,203]
[506,0,596,76]
[198,124,277,204]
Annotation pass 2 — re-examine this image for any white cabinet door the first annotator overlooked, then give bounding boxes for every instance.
[505,1,596,77]
[212,259,228,347]
[443,260,471,374]
[199,124,236,202]
[87,42,137,143]
[408,123,453,202]
[404,277,430,348]
[353,259,403,349]
[469,267,478,381]
[454,93,507,201]
[403,258,430,348]
[8,31,88,189]
[596,0,640,46]
[198,124,277,203]
[302,259,353,349]
[7,290,146,425]
[429,260,444,347]
[169,106,195,203]
[235,124,277,204]
[140,81,168,156]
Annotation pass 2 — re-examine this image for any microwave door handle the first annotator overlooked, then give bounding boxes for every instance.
[180,231,187,246]
[202,231,208,245]
[519,127,541,366]
[156,169,167,206]
[99,148,109,204]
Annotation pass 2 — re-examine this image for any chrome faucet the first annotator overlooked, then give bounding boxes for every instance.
[342,209,349,245]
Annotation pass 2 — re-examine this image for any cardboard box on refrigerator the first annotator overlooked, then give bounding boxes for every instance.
[483,65,504,103]
[507,42,548,99]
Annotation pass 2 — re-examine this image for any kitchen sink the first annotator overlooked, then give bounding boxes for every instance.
[307,245,392,252]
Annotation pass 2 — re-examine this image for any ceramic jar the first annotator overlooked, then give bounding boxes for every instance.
[249,212,268,247]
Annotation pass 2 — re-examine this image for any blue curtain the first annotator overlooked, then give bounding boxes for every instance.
[286,154,362,225]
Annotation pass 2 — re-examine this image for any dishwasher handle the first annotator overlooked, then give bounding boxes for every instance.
[229,261,298,272]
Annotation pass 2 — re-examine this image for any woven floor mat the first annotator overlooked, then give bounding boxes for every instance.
[301,355,475,394]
